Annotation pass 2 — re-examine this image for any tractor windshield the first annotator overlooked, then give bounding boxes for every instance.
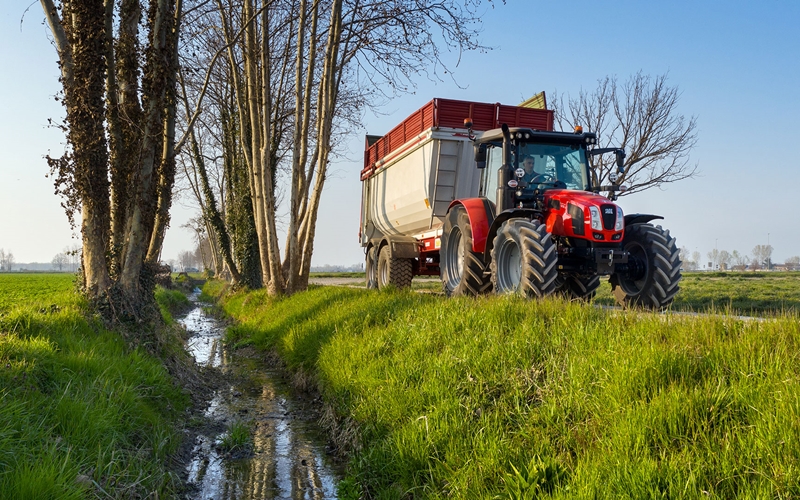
[517,142,590,191]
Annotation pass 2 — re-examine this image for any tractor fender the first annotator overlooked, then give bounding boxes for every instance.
[372,235,420,260]
[483,208,541,264]
[624,213,664,227]
[447,198,496,253]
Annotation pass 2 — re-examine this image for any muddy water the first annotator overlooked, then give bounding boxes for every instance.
[179,294,341,499]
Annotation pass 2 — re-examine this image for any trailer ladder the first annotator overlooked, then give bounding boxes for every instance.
[429,139,463,228]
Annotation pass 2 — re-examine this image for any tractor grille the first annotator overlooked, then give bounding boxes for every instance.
[601,204,616,230]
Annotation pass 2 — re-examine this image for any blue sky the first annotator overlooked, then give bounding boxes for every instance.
[2,1,799,267]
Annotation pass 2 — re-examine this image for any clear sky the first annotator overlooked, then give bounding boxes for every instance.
[2,0,799,268]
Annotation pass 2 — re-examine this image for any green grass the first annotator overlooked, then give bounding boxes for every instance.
[218,420,251,453]
[208,282,800,499]
[0,274,190,498]
[155,286,192,324]
[0,273,77,313]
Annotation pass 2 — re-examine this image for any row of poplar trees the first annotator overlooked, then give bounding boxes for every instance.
[40,0,487,320]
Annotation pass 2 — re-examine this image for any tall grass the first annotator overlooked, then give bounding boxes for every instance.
[155,285,191,324]
[0,275,190,498]
[210,282,800,499]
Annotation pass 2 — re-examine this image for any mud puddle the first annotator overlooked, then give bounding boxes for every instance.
[179,292,341,499]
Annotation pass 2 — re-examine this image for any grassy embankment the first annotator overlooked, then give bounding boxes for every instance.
[205,278,800,499]
[0,273,191,498]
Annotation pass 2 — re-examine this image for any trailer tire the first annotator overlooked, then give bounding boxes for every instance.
[556,275,600,300]
[491,219,558,298]
[441,206,490,296]
[365,246,378,289]
[609,223,681,310]
[377,245,413,289]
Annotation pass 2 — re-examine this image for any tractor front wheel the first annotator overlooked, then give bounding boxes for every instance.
[556,275,600,300]
[440,206,491,296]
[491,219,558,297]
[609,223,681,309]
[377,245,413,289]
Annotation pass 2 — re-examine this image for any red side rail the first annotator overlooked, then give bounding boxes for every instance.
[361,98,554,181]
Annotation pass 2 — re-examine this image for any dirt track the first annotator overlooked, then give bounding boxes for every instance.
[308,277,365,287]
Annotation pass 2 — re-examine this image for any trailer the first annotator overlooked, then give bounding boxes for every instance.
[360,98,553,286]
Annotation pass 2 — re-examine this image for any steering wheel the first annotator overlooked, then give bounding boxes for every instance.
[529,173,554,184]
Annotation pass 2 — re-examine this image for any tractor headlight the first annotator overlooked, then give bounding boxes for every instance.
[589,206,602,230]
[615,206,624,231]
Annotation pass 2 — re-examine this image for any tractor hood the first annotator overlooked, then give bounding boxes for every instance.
[543,190,624,242]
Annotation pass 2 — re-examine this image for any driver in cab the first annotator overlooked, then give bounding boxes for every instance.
[520,155,548,186]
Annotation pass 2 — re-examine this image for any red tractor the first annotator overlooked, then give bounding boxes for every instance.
[360,98,681,309]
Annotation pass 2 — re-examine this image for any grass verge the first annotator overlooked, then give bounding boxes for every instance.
[206,281,800,499]
[0,275,191,498]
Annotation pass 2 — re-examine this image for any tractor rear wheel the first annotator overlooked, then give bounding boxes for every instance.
[491,219,558,297]
[609,223,681,309]
[365,246,378,289]
[556,275,600,300]
[377,245,413,289]
[441,206,491,296]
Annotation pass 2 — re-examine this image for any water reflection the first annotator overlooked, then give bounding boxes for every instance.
[179,297,340,499]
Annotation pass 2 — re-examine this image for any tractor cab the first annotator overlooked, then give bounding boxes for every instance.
[473,126,626,214]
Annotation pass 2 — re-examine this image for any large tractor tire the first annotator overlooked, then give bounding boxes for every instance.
[556,275,600,300]
[609,223,682,310]
[440,206,491,296]
[377,245,413,289]
[365,246,378,289]
[491,219,558,297]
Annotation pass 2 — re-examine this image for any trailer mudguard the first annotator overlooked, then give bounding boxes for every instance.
[624,213,663,226]
[375,235,421,259]
[448,198,495,253]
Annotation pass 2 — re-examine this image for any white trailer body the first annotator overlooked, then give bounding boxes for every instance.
[360,128,478,246]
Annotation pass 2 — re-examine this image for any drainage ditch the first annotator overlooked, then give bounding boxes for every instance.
[179,292,342,499]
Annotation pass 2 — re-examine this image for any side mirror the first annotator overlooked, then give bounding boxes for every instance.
[474,143,487,169]
[615,149,626,172]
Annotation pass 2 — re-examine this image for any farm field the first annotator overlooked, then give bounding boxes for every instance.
[208,278,800,499]
[0,273,189,498]
[594,271,800,315]
[358,271,800,316]
[0,273,76,312]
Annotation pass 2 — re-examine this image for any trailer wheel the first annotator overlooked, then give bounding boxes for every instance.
[441,206,490,296]
[365,246,378,289]
[377,245,413,289]
[609,223,681,310]
[491,219,557,297]
[556,275,600,300]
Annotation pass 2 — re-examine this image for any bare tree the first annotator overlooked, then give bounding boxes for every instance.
[679,246,698,270]
[40,0,182,322]
[0,249,14,271]
[52,253,69,271]
[786,256,800,271]
[707,249,720,270]
[66,244,82,272]
[730,250,748,270]
[178,250,196,271]
[552,72,698,195]
[752,244,773,269]
[189,0,491,296]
